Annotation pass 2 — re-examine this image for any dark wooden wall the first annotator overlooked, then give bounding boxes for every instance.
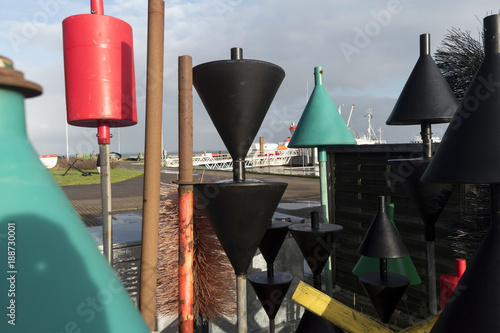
[327,143,462,317]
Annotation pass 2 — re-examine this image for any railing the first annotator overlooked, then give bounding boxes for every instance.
[162,149,301,170]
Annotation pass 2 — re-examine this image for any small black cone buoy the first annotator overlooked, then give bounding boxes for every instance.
[248,220,293,333]
[358,196,410,323]
[289,212,344,332]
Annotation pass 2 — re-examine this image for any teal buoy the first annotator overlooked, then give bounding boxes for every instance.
[0,58,149,332]
[288,66,357,148]
[288,66,356,296]
[352,203,421,285]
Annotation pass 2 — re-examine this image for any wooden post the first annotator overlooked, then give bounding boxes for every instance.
[140,0,164,330]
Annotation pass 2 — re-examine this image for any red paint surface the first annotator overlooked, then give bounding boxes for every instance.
[62,12,137,129]
[440,258,466,310]
[179,191,194,332]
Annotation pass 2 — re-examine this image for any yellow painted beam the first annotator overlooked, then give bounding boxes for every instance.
[399,314,439,333]
[292,280,392,333]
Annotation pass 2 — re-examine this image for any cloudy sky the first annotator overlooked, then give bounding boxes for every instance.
[0,0,493,156]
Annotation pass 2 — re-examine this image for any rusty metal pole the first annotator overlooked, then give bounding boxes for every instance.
[140,0,164,330]
[178,55,194,332]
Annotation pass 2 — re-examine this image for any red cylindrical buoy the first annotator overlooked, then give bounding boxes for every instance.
[62,4,137,144]
[440,258,466,310]
[62,0,137,267]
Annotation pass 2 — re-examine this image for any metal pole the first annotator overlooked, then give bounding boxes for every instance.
[92,0,113,267]
[65,122,69,162]
[178,55,194,332]
[140,0,164,329]
[99,138,112,265]
[319,147,333,296]
[421,122,432,159]
[427,241,437,314]
[237,274,247,333]
[421,121,437,314]
[379,258,388,281]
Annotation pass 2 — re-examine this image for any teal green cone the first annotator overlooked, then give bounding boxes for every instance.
[289,66,357,147]
[352,203,422,285]
[0,75,149,330]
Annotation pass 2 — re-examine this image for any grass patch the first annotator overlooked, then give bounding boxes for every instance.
[50,168,144,186]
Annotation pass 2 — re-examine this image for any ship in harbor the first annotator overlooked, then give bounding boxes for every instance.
[162,105,386,170]
[342,105,386,145]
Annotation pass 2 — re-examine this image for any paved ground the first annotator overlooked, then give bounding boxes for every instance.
[62,164,321,226]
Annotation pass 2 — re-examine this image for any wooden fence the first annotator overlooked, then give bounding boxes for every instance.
[326,143,463,317]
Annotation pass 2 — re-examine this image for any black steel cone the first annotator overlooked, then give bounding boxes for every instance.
[193,180,287,275]
[386,34,458,125]
[358,197,409,259]
[389,158,454,241]
[259,221,290,268]
[295,310,344,333]
[288,223,342,278]
[248,271,293,320]
[193,48,285,161]
[359,272,410,323]
[422,15,500,183]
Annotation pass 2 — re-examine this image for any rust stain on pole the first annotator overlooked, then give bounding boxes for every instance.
[140,0,164,330]
[178,55,194,332]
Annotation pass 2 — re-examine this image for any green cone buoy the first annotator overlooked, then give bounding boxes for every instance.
[288,66,356,148]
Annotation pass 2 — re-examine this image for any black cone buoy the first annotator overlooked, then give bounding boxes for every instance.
[193,48,285,163]
[259,221,291,270]
[358,196,410,323]
[289,219,343,287]
[358,197,409,259]
[386,33,458,125]
[289,212,344,332]
[248,272,293,320]
[193,180,287,276]
[248,220,293,332]
[359,272,410,323]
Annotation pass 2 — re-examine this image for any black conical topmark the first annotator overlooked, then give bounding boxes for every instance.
[193,49,285,162]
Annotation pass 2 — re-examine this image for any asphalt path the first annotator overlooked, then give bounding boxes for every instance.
[62,166,320,226]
